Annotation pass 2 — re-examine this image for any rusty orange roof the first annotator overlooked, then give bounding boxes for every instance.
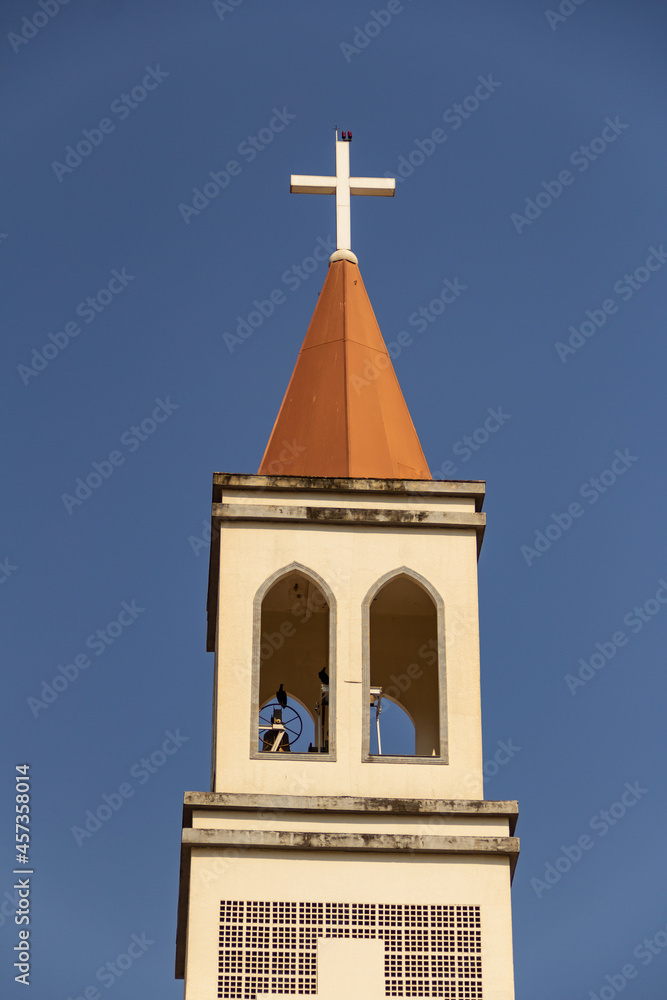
[259,257,431,480]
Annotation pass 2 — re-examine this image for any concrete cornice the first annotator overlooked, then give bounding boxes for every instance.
[183,791,519,835]
[213,502,485,534]
[212,473,486,511]
[183,827,519,868]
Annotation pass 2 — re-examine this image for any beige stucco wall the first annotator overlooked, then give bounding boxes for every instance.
[213,487,484,800]
[183,847,516,1000]
[180,479,517,1000]
[190,808,509,838]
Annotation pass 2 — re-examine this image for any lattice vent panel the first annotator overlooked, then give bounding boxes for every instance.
[218,901,482,999]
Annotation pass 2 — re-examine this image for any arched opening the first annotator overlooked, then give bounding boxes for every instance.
[368,697,416,756]
[256,569,331,754]
[369,574,440,757]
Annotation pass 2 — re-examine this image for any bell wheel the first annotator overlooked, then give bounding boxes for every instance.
[258,702,303,750]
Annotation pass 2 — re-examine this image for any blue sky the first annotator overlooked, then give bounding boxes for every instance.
[2,1,667,998]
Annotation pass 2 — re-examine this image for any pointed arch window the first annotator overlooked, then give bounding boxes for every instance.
[251,566,335,759]
[363,571,446,761]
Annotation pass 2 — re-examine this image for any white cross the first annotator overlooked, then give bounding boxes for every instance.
[256,937,385,1000]
[290,132,395,252]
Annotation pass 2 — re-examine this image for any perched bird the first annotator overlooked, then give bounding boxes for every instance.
[318,667,329,685]
[276,684,287,708]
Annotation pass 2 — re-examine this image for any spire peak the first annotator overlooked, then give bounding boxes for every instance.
[259,257,431,481]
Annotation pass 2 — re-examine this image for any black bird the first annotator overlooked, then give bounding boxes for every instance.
[276,684,287,708]
[318,668,329,685]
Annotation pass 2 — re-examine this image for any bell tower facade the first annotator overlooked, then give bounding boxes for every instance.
[176,135,518,1000]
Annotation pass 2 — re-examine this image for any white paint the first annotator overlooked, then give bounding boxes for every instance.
[290,133,395,251]
[328,248,358,265]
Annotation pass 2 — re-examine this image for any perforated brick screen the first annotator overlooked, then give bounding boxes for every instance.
[218,901,482,999]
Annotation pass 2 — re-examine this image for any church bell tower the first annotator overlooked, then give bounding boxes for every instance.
[175,132,519,1000]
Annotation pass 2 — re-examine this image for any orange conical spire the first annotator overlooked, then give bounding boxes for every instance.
[259,255,431,480]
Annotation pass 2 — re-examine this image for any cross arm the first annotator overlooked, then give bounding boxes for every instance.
[349,177,396,197]
[289,140,396,251]
[290,175,336,195]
